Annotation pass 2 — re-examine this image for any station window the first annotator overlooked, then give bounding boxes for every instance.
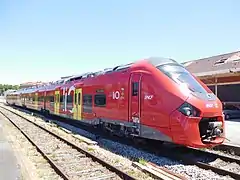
[83,94,92,113]
[94,94,106,107]
[132,82,139,96]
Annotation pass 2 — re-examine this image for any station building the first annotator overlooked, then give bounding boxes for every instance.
[183,51,240,106]
[19,81,46,89]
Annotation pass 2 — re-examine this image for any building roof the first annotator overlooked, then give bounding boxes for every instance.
[19,81,47,89]
[183,51,240,77]
[20,81,44,86]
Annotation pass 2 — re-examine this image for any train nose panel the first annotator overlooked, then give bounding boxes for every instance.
[170,105,225,148]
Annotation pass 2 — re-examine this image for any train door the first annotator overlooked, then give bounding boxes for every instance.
[54,91,60,115]
[73,88,82,120]
[129,73,142,128]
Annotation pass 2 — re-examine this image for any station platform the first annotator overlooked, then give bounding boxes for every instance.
[0,119,21,180]
[223,119,240,147]
[0,96,5,103]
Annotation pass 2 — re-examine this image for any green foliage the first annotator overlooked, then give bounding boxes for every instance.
[138,157,147,165]
[0,84,19,95]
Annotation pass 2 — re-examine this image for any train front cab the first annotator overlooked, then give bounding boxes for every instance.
[170,99,225,148]
[154,62,225,148]
[128,59,225,148]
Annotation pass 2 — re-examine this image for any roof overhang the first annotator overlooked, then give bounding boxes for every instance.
[193,68,240,79]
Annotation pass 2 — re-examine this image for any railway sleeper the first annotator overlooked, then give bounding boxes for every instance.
[85,173,117,180]
[69,167,108,176]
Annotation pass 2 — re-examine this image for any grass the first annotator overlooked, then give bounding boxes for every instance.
[114,159,120,163]
[87,147,94,152]
[138,157,147,165]
[127,169,136,176]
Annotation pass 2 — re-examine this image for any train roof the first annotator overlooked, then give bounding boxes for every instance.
[146,57,178,66]
[7,56,179,95]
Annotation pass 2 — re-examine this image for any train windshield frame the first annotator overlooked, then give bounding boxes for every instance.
[156,64,208,94]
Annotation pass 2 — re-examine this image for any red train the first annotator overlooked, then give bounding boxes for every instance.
[6,57,225,148]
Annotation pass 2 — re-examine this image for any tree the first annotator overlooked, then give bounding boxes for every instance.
[0,84,19,96]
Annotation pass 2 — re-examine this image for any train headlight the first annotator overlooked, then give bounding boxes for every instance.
[181,107,191,116]
[178,102,200,117]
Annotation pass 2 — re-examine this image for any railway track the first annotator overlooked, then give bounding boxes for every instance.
[0,106,137,180]
[212,143,240,156]
[4,104,240,179]
[168,146,240,179]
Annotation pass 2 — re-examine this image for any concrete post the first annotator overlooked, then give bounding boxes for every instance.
[215,77,218,96]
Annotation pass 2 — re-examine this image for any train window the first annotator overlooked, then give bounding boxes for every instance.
[83,94,92,113]
[94,94,106,107]
[50,96,54,102]
[60,95,64,103]
[78,93,81,105]
[38,96,43,102]
[74,93,77,104]
[132,82,139,96]
[67,95,73,103]
[156,64,208,94]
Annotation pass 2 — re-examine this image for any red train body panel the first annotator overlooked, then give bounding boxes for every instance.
[6,57,225,148]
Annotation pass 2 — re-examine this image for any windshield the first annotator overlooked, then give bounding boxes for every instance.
[156,64,208,94]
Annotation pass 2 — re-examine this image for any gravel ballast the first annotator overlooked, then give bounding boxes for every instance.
[3,105,235,180]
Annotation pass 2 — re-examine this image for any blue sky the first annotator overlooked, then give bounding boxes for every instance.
[0,0,239,85]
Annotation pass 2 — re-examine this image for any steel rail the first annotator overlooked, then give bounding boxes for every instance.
[0,106,137,180]
[165,145,240,179]
[0,109,70,180]
[5,104,240,179]
[213,143,240,156]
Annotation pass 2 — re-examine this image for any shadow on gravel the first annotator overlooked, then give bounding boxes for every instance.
[49,120,182,167]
